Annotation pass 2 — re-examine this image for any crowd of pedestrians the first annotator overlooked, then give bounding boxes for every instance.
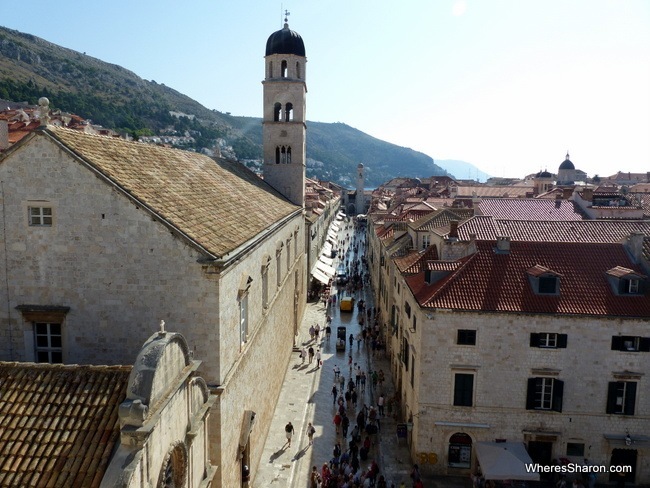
[295,216,412,488]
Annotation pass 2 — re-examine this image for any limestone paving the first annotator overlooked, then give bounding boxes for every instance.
[254,223,470,488]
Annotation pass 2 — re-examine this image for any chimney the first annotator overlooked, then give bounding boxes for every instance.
[0,119,8,150]
[449,220,459,239]
[582,188,593,202]
[562,187,574,200]
[495,236,511,254]
[626,231,645,264]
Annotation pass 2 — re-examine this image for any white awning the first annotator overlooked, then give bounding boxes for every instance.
[316,260,336,278]
[311,268,330,285]
[322,242,332,255]
[330,221,340,232]
[474,442,539,481]
[319,255,334,266]
[327,229,338,241]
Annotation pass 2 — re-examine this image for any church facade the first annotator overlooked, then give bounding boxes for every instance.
[0,20,309,488]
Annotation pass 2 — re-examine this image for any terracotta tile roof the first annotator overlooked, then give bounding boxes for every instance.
[457,217,650,243]
[476,198,585,220]
[606,266,645,279]
[410,240,650,317]
[400,246,439,274]
[410,208,474,232]
[456,185,533,198]
[0,362,131,488]
[43,127,299,258]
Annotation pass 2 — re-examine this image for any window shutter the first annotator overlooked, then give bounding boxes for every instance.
[639,337,650,352]
[624,382,637,415]
[611,336,623,351]
[552,379,564,412]
[525,378,537,410]
[557,334,568,348]
[606,382,618,414]
[530,333,540,347]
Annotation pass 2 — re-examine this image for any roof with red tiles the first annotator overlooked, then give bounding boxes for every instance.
[476,198,585,220]
[408,239,650,317]
[410,208,474,232]
[455,185,533,198]
[457,217,650,243]
[0,362,130,488]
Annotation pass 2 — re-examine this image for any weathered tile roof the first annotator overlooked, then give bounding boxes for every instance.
[410,208,474,232]
[0,362,131,488]
[43,127,299,258]
[408,240,650,317]
[457,217,650,243]
[456,185,533,198]
[476,198,585,220]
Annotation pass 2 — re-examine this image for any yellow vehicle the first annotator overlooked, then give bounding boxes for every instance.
[340,297,354,312]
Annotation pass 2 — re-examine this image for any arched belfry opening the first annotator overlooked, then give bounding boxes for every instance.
[263,16,306,206]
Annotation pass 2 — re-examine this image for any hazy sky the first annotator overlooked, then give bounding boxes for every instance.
[3,0,649,178]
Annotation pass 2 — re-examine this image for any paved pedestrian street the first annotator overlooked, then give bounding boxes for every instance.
[254,221,470,487]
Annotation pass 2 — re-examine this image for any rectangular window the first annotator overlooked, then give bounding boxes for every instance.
[29,206,53,226]
[34,322,62,363]
[566,443,585,457]
[538,276,558,294]
[530,333,568,348]
[611,336,650,352]
[606,381,636,415]
[410,355,415,387]
[240,294,249,345]
[412,315,417,332]
[453,373,474,407]
[405,302,411,318]
[627,279,639,294]
[422,234,431,250]
[457,329,477,345]
[526,377,564,412]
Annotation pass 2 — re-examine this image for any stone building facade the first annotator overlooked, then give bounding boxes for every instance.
[367,211,650,484]
[0,126,306,487]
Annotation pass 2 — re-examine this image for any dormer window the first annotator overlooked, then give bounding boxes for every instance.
[527,265,561,295]
[606,266,646,295]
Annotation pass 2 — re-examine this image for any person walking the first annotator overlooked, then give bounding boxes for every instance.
[309,465,321,488]
[284,421,295,447]
[307,422,316,445]
[377,394,385,416]
[315,323,321,341]
[333,364,340,379]
[301,346,307,365]
[316,349,322,369]
[309,325,315,341]
[308,346,314,364]
[332,384,338,405]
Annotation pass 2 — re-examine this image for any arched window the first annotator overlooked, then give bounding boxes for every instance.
[281,60,287,78]
[448,433,472,469]
[285,103,293,122]
[296,61,301,79]
[275,146,280,164]
[286,146,292,164]
[273,102,282,122]
[280,146,287,164]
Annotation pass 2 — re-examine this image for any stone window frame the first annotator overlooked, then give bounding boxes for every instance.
[526,376,564,412]
[16,305,70,363]
[26,200,54,227]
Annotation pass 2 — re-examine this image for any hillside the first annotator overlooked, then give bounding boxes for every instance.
[0,25,449,187]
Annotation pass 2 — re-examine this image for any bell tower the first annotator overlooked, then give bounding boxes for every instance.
[355,163,365,215]
[262,14,307,207]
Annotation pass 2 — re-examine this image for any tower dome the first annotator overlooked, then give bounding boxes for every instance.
[265,22,305,56]
[559,152,575,170]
